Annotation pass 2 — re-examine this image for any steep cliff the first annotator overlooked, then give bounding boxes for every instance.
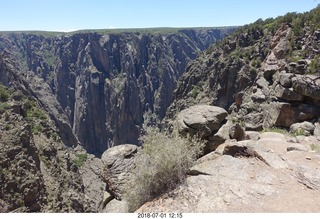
[0,84,96,212]
[0,28,235,155]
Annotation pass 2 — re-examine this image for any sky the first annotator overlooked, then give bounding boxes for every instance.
[0,0,318,32]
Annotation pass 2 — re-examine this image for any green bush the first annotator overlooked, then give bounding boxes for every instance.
[24,99,47,120]
[190,85,202,98]
[124,127,204,212]
[0,103,11,114]
[31,124,42,135]
[0,85,10,102]
[308,55,320,75]
[74,153,88,168]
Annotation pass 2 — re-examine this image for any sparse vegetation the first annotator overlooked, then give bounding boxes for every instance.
[190,84,201,98]
[124,126,204,212]
[292,128,307,136]
[310,143,320,153]
[32,124,42,135]
[260,127,290,135]
[25,99,47,121]
[0,102,11,114]
[0,84,10,102]
[74,153,88,168]
[308,55,320,75]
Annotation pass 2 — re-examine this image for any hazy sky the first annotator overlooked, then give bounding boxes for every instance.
[0,0,318,32]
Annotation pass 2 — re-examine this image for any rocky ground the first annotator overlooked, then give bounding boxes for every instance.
[137,132,320,212]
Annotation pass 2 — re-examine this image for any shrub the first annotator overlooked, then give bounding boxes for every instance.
[190,85,201,98]
[292,128,307,137]
[308,55,320,75]
[24,99,47,120]
[31,124,42,135]
[74,153,88,168]
[49,131,59,141]
[124,127,204,212]
[0,85,10,102]
[0,103,11,114]
[260,127,289,135]
[310,144,320,153]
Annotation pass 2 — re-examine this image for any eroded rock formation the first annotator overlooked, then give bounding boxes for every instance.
[0,28,235,155]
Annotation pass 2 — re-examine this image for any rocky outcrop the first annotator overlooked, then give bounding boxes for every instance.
[101,144,140,200]
[0,28,235,155]
[167,9,320,136]
[78,151,106,210]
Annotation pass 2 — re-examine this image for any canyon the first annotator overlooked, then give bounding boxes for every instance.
[0,28,235,155]
[1,6,320,213]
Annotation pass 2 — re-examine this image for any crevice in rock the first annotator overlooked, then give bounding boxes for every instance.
[187,169,211,176]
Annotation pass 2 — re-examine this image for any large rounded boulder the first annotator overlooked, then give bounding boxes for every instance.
[177,105,228,138]
[101,144,140,199]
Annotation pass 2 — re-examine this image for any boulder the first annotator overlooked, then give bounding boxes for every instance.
[294,104,320,121]
[263,102,297,128]
[295,165,320,191]
[251,89,266,103]
[229,123,245,141]
[256,77,270,96]
[101,144,140,199]
[292,75,320,101]
[208,121,245,146]
[244,112,264,131]
[223,142,247,157]
[286,62,306,75]
[177,105,228,138]
[99,192,113,210]
[290,122,315,136]
[274,84,304,101]
[314,123,320,138]
[279,73,294,87]
[208,122,231,142]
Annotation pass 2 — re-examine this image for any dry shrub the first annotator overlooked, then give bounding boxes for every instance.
[124,126,204,212]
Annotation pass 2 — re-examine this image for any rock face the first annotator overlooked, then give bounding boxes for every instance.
[0,28,235,155]
[0,89,93,212]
